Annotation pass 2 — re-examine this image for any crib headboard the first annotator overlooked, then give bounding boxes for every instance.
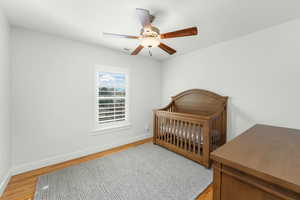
[170,89,228,116]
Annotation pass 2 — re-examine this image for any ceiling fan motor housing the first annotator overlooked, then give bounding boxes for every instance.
[140,26,160,36]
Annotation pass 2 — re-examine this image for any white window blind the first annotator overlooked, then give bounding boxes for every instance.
[96,69,128,126]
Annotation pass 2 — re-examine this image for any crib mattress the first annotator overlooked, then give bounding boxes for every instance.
[159,124,220,144]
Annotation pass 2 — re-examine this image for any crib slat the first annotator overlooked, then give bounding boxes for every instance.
[157,116,160,141]
[178,120,181,145]
[169,119,173,143]
[175,121,178,147]
[160,117,165,140]
[172,119,176,144]
[164,117,168,142]
[169,119,172,144]
[194,124,197,153]
[168,118,171,142]
[161,117,164,142]
[181,121,184,148]
[172,120,176,144]
[189,123,193,151]
[162,117,165,142]
[191,124,194,153]
[211,119,214,147]
[184,122,189,150]
[182,122,187,149]
[193,124,197,153]
[191,123,194,152]
[172,119,175,143]
[170,119,173,144]
[178,121,181,148]
[156,115,159,141]
[189,124,194,152]
[169,118,172,143]
[198,125,202,155]
[193,125,196,154]
[166,118,169,143]
[182,121,186,148]
[164,117,167,142]
[189,123,192,151]
[176,121,181,147]
[180,122,184,149]
[190,123,194,153]
[183,122,187,150]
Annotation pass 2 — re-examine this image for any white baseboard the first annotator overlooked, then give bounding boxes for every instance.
[0,171,11,197]
[11,134,152,175]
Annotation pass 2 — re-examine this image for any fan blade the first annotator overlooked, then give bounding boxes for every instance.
[131,45,144,55]
[136,8,152,27]
[159,43,176,55]
[103,32,139,39]
[160,27,198,39]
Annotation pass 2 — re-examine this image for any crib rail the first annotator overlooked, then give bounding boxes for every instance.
[153,111,210,167]
[153,109,226,168]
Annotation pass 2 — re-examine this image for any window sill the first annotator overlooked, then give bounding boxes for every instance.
[90,123,131,136]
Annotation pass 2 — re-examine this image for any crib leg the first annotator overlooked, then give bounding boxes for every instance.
[152,135,156,144]
[203,160,212,168]
[203,122,212,168]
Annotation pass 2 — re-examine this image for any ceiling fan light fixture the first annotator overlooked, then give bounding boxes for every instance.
[139,36,160,48]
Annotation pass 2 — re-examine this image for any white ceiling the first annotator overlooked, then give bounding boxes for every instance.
[1,0,300,60]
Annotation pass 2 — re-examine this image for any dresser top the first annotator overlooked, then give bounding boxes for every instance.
[211,124,300,193]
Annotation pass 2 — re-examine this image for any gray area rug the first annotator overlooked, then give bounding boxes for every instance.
[35,143,212,200]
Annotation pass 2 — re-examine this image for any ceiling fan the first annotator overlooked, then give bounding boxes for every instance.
[103,8,198,56]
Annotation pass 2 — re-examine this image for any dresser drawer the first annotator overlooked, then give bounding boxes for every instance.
[213,162,300,200]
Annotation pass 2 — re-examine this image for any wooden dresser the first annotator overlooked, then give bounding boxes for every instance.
[211,124,300,200]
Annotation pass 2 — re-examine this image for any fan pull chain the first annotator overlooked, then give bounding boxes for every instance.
[148,47,152,56]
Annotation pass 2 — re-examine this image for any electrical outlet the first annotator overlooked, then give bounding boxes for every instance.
[145,124,150,133]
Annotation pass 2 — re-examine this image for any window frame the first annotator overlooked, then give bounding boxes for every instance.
[93,65,130,132]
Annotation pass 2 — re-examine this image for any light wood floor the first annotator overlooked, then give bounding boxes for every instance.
[1,138,213,200]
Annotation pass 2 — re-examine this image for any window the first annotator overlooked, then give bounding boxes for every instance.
[95,66,129,130]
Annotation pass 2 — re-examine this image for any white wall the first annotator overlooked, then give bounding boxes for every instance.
[161,19,300,140]
[0,10,11,196]
[9,17,300,175]
[11,27,161,174]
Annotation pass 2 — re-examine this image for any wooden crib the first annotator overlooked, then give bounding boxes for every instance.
[153,89,228,168]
